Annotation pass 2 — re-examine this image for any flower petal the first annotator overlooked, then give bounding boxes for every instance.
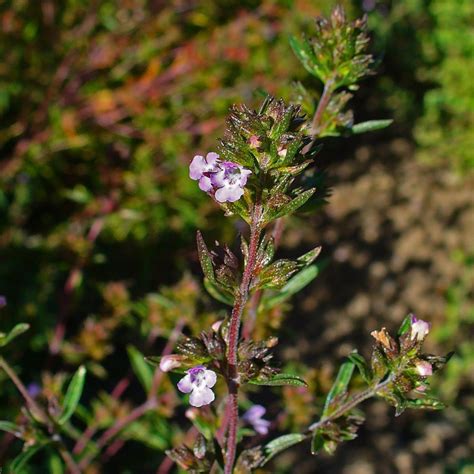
[210,169,226,188]
[203,370,217,388]
[189,155,206,180]
[244,405,266,420]
[206,152,220,166]
[198,176,213,192]
[239,168,252,186]
[177,374,193,393]
[189,386,215,407]
[254,419,271,435]
[215,185,244,203]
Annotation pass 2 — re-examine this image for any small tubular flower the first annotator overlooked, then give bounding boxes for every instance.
[159,354,185,372]
[177,365,217,407]
[415,360,433,377]
[242,405,271,435]
[211,161,252,203]
[189,152,251,203]
[410,315,430,342]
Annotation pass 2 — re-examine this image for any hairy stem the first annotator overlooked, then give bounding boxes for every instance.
[224,204,263,474]
[304,78,335,153]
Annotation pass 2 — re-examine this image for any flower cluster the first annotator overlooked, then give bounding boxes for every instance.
[189,152,251,203]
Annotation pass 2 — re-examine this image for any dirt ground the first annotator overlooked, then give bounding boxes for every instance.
[280,137,474,473]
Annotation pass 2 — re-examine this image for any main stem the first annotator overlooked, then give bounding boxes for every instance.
[224,204,262,474]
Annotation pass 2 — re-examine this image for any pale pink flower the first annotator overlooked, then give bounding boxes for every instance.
[177,365,217,407]
[415,360,433,377]
[410,315,430,341]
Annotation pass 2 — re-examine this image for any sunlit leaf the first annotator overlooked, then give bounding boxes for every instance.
[58,366,86,425]
[127,345,153,392]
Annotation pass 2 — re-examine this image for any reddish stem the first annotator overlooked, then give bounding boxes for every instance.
[224,204,262,474]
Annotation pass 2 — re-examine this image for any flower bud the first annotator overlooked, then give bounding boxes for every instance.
[415,360,433,377]
[410,315,430,342]
[159,354,184,372]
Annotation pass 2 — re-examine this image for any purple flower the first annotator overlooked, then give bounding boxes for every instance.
[189,152,251,203]
[415,360,433,377]
[410,315,430,342]
[242,405,271,435]
[177,365,217,408]
[211,161,251,203]
[27,382,42,398]
[189,152,220,192]
[0,296,6,308]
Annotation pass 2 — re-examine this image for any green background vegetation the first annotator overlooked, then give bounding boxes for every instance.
[0,0,472,472]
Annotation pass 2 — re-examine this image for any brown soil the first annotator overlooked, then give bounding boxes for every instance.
[280,138,474,473]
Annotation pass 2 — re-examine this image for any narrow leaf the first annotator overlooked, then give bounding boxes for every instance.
[270,188,316,221]
[58,366,86,425]
[323,362,355,415]
[351,119,393,134]
[249,373,307,387]
[127,345,153,392]
[347,352,372,383]
[196,231,215,282]
[289,35,319,78]
[311,431,325,455]
[0,420,21,436]
[0,323,30,347]
[405,398,445,410]
[297,246,322,266]
[397,314,412,336]
[262,433,307,465]
[10,444,45,472]
[204,278,234,306]
[264,264,320,308]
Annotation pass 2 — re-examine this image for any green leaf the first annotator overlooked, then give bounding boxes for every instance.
[255,259,299,290]
[127,345,153,392]
[347,352,372,383]
[262,433,307,465]
[351,119,393,134]
[405,398,445,410]
[397,314,412,336]
[0,420,21,436]
[58,366,86,425]
[10,444,45,472]
[297,246,322,266]
[249,373,307,387]
[204,278,234,306]
[196,231,215,282]
[289,35,319,78]
[0,323,30,347]
[264,264,320,308]
[47,451,65,474]
[267,188,316,222]
[323,361,355,415]
[311,431,325,455]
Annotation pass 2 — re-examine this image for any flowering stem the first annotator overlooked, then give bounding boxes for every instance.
[224,203,263,474]
[307,376,393,432]
[304,78,335,153]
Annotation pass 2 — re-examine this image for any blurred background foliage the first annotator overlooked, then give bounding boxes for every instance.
[0,0,472,473]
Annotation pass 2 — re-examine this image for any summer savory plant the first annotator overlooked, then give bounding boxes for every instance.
[0,6,451,473]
